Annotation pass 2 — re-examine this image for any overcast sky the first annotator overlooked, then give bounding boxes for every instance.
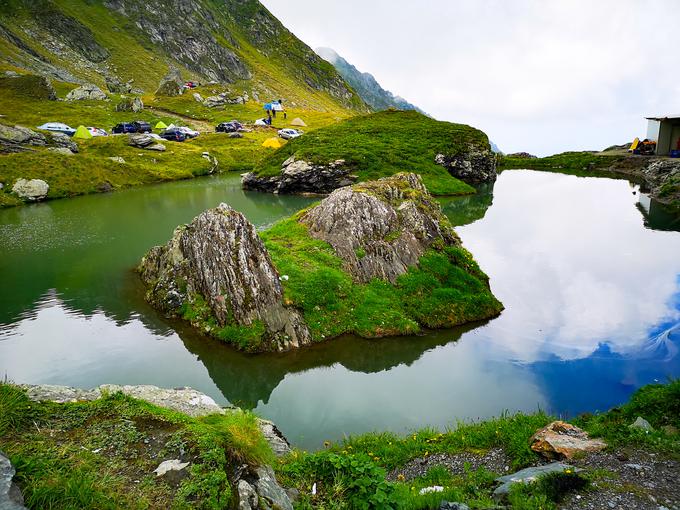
[260,0,679,156]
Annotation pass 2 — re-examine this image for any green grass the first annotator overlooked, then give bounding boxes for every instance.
[499,151,625,173]
[0,383,273,509]
[253,110,486,196]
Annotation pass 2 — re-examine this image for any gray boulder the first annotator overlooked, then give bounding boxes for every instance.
[12,178,49,201]
[203,95,226,108]
[50,133,78,153]
[115,97,144,112]
[237,466,292,510]
[440,503,469,510]
[65,83,107,101]
[435,143,497,184]
[146,143,166,152]
[105,76,132,93]
[301,173,459,283]
[47,147,74,156]
[0,124,46,153]
[156,67,184,96]
[258,419,291,457]
[629,416,654,432]
[128,133,155,148]
[193,92,203,102]
[241,157,356,194]
[138,203,312,352]
[0,451,27,510]
[493,462,580,500]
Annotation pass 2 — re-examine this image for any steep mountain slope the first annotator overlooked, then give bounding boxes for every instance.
[0,0,366,112]
[316,47,421,112]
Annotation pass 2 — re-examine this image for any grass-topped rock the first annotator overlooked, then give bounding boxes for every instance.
[139,173,502,352]
[242,110,496,196]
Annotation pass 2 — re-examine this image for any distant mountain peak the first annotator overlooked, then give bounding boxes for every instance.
[315,46,423,113]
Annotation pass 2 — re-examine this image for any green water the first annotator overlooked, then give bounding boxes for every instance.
[1,171,679,449]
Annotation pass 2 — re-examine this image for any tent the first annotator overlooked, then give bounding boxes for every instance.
[155,121,168,130]
[264,101,284,112]
[73,125,93,139]
[262,137,283,149]
[254,118,268,126]
[290,117,307,127]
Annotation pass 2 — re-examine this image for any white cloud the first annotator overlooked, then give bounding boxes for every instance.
[261,0,680,155]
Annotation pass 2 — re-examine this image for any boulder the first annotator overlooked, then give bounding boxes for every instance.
[65,83,107,101]
[128,133,155,148]
[435,143,497,184]
[105,76,132,93]
[493,463,580,500]
[237,466,293,510]
[193,92,203,102]
[301,173,459,283]
[241,157,356,194]
[227,132,243,138]
[12,178,49,201]
[108,156,126,164]
[258,419,291,457]
[115,97,144,112]
[153,459,189,484]
[203,95,226,108]
[156,67,183,96]
[530,421,607,460]
[146,143,166,152]
[138,203,312,352]
[50,133,78,153]
[0,124,46,152]
[47,147,74,156]
[629,416,654,432]
[0,451,27,510]
[440,503,469,510]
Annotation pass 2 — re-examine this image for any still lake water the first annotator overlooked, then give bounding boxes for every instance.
[1,171,679,449]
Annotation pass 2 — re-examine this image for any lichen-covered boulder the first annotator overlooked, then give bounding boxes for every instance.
[12,178,49,201]
[65,83,107,101]
[241,157,356,194]
[301,173,459,283]
[156,67,184,96]
[435,143,497,184]
[115,96,144,112]
[0,124,46,153]
[105,75,132,93]
[138,203,311,352]
[50,132,78,153]
[530,421,607,460]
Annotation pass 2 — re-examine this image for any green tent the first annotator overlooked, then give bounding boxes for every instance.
[155,121,168,130]
[73,125,93,139]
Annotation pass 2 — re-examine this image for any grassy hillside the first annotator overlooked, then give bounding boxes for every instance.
[253,110,490,195]
[0,0,366,112]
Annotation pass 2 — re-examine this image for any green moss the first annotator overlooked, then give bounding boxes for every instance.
[0,383,273,509]
[253,110,485,196]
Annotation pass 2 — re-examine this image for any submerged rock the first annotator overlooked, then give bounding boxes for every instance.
[301,173,459,283]
[138,203,312,352]
[241,157,356,194]
[435,143,497,184]
[530,421,607,460]
[12,178,49,201]
[65,83,107,101]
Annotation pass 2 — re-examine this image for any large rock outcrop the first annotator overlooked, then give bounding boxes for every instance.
[301,173,459,283]
[241,157,356,194]
[65,83,107,101]
[138,203,311,352]
[0,451,26,510]
[435,143,497,184]
[155,67,184,96]
[0,124,46,153]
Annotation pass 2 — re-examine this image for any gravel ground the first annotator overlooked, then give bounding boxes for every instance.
[386,447,679,509]
[386,448,512,482]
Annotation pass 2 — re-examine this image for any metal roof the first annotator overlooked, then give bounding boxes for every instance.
[645,114,680,121]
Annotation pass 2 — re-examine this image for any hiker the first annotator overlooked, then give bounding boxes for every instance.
[284,112,287,120]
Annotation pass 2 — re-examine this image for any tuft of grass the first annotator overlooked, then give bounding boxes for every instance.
[253,110,486,196]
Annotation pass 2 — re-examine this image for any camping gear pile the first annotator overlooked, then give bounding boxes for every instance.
[629,137,657,155]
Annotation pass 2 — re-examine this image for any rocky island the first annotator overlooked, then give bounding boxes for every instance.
[139,173,503,352]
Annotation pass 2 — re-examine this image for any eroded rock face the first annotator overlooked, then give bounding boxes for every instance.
[241,157,356,194]
[0,124,46,153]
[301,173,459,283]
[138,203,311,352]
[12,178,49,201]
[0,451,26,510]
[530,421,607,460]
[435,143,497,184]
[65,83,107,101]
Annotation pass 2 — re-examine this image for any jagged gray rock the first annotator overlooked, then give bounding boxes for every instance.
[115,96,143,112]
[65,83,107,101]
[237,466,293,510]
[435,143,497,184]
[241,157,356,194]
[47,147,74,156]
[301,173,459,283]
[128,133,155,148]
[105,75,132,93]
[50,132,78,153]
[12,178,49,201]
[0,124,46,153]
[493,463,581,500]
[138,203,312,352]
[0,451,26,510]
[258,419,291,457]
[156,67,184,96]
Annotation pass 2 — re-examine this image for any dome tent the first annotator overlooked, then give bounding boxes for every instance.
[155,121,168,130]
[73,125,93,139]
[262,137,283,149]
[290,117,306,127]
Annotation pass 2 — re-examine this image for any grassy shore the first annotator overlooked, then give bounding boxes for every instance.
[1,381,678,509]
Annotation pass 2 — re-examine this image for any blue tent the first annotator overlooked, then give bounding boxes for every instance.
[264,101,284,112]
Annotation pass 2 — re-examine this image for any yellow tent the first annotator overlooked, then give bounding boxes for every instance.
[73,125,93,139]
[262,137,283,149]
[290,117,307,127]
[155,121,168,130]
